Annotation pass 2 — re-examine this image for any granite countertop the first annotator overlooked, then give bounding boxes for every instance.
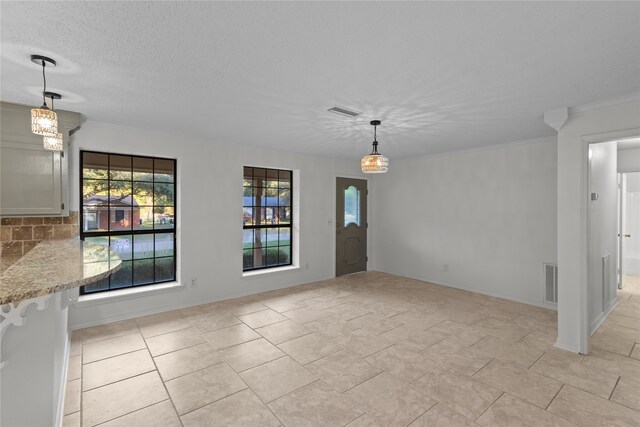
[0,239,121,305]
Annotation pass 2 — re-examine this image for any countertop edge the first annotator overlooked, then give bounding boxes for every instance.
[0,239,122,305]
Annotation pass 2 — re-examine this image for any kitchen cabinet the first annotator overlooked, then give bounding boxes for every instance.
[1,102,81,216]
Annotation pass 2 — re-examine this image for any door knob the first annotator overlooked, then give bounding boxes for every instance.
[624,234,631,238]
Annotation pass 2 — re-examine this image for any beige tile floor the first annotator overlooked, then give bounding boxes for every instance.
[63,272,640,427]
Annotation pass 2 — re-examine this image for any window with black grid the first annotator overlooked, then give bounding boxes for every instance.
[243,167,292,271]
[80,151,176,294]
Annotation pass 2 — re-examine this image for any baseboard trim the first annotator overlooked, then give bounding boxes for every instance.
[70,274,334,330]
[70,270,557,330]
[554,339,580,354]
[376,270,558,311]
[590,297,619,335]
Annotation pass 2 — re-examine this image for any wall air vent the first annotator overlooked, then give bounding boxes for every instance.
[602,254,610,311]
[543,263,558,305]
[327,106,361,118]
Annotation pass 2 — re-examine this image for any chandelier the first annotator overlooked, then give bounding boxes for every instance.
[361,120,389,173]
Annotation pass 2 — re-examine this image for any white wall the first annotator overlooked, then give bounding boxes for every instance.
[68,122,368,328]
[370,139,557,307]
[557,100,640,353]
[587,141,618,333]
[618,148,640,173]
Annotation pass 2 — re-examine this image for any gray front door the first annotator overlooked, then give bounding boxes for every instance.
[336,177,367,276]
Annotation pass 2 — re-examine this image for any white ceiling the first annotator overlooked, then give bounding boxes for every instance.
[1,2,639,159]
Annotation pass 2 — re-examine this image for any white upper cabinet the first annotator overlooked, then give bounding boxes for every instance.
[0,102,81,216]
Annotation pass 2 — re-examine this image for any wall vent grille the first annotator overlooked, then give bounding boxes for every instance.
[603,254,610,310]
[544,263,558,304]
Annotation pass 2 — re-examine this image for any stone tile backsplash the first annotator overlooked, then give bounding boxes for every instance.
[1,212,79,271]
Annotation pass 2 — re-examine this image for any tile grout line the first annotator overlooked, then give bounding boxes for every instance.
[175,387,251,420]
[233,354,289,376]
[83,345,148,366]
[345,310,377,324]
[607,375,621,401]
[470,357,495,378]
[82,362,157,392]
[527,349,547,369]
[605,392,640,413]
[150,340,207,358]
[626,342,634,357]
[365,342,399,359]
[139,333,185,427]
[91,399,173,427]
[79,329,141,346]
[340,371,387,394]
[475,391,505,421]
[516,330,533,344]
[544,383,565,410]
[205,335,263,353]
[138,323,194,340]
[299,346,345,367]
[345,413,369,426]
[261,330,315,347]
[265,378,322,406]
[403,405,432,426]
[161,357,228,383]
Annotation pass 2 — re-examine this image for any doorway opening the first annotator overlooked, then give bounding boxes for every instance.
[617,164,640,293]
[583,136,640,354]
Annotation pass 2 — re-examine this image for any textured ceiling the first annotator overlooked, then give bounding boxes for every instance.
[1,2,639,159]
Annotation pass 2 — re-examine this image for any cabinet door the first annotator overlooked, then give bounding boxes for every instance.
[0,102,79,217]
[1,137,63,216]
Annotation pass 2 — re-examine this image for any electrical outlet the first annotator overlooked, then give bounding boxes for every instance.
[191,278,198,287]
[443,264,449,273]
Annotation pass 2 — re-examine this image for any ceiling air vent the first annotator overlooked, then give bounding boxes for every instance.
[327,106,361,118]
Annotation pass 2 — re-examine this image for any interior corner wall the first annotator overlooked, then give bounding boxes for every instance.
[618,147,640,173]
[557,100,640,353]
[369,139,558,307]
[68,121,367,328]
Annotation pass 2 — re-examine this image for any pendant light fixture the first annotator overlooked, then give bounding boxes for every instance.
[42,92,64,151]
[30,55,59,137]
[361,120,389,173]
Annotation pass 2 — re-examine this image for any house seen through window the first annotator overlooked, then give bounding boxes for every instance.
[80,151,176,294]
[243,167,292,271]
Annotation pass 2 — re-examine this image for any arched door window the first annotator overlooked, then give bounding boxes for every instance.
[344,185,360,227]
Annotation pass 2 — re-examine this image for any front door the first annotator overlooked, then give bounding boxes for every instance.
[336,177,367,276]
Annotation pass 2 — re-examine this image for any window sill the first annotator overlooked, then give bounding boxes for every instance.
[74,281,184,307]
[242,265,300,279]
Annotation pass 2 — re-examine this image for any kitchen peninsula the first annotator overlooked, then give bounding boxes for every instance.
[0,238,120,427]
